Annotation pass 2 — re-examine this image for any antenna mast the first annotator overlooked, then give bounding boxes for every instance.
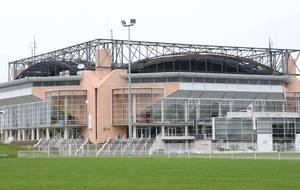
[30,35,38,58]
[269,38,273,69]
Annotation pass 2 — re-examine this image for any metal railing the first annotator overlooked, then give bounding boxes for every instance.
[18,149,300,160]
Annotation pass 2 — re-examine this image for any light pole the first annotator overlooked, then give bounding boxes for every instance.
[121,19,136,157]
[0,111,5,141]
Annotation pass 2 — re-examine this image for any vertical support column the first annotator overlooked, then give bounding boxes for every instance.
[162,126,165,137]
[212,118,215,140]
[31,129,35,140]
[64,127,68,140]
[14,130,17,140]
[133,94,136,123]
[161,100,164,123]
[133,126,136,138]
[22,129,25,140]
[9,130,12,138]
[4,130,8,141]
[185,140,188,150]
[196,103,199,120]
[46,128,50,140]
[18,129,21,140]
[185,125,188,136]
[184,100,188,123]
[218,101,222,117]
[36,129,40,140]
[64,96,68,125]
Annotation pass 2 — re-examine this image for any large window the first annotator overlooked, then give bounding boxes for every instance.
[45,90,87,126]
[112,88,165,125]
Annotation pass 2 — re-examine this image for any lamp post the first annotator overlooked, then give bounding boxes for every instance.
[121,19,136,157]
[0,111,5,141]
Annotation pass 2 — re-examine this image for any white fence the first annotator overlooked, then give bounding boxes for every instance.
[18,150,300,160]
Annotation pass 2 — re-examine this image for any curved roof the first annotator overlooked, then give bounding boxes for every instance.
[9,38,300,80]
[144,54,274,71]
[130,54,277,75]
[16,61,73,79]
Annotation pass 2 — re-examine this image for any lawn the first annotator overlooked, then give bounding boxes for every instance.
[0,157,300,190]
[0,142,30,158]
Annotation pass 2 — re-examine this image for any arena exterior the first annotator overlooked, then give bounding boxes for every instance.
[1,38,300,152]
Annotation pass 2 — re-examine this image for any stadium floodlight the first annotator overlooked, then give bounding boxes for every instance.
[121,19,136,158]
[121,20,126,27]
[130,19,136,25]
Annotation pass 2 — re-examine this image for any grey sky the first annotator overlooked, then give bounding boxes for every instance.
[1,0,300,82]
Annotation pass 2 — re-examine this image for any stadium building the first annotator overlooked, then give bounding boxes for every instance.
[1,38,300,153]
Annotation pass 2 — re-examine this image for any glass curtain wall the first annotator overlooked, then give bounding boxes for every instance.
[285,92,300,112]
[112,94,287,125]
[214,117,299,141]
[45,90,87,125]
[112,88,165,125]
[0,102,51,130]
[0,90,87,130]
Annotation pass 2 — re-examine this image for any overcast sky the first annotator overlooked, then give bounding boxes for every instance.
[1,0,300,82]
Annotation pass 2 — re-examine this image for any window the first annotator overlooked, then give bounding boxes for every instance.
[155,78,167,83]
[249,80,259,84]
[168,77,179,82]
[141,78,153,83]
[56,81,67,86]
[67,81,80,86]
[131,78,140,83]
[260,80,269,85]
[238,79,248,84]
[193,78,203,83]
[181,77,192,82]
[205,78,215,83]
[227,79,237,84]
[216,78,226,83]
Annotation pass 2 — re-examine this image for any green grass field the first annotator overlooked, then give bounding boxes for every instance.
[0,157,300,190]
[1,142,300,190]
[0,142,30,158]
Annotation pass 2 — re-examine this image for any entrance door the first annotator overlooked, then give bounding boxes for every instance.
[137,127,150,138]
[142,128,149,138]
[198,125,204,134]
[168,128,176,136]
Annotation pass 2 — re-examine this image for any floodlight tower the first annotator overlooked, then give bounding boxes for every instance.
[121,19,136,157]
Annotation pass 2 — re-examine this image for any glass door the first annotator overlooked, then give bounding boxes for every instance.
[168,127,176,136]
[137,127,150,138]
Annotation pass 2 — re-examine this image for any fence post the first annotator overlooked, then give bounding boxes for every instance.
[254,152,256,160]
[209,152,212,159]
[169,143,171,158]
[231,153,233,159]
[82,145,84,157]
[95,144,97,157]
[279,152,281,160]
[188,152,190,159]
[69,144,71,156]
[88,144,89,156]
[48,149,50,158]
[33,151,35,158]
[156,141,158,155]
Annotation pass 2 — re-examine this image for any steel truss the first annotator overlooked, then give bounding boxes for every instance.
[8,38,300,80]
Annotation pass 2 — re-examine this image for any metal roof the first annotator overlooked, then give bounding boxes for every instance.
[119,72,293,83]
[0,75,83,88]
[8,38,300,81]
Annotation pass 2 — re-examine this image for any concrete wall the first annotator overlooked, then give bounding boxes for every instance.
[257,134,273,152]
